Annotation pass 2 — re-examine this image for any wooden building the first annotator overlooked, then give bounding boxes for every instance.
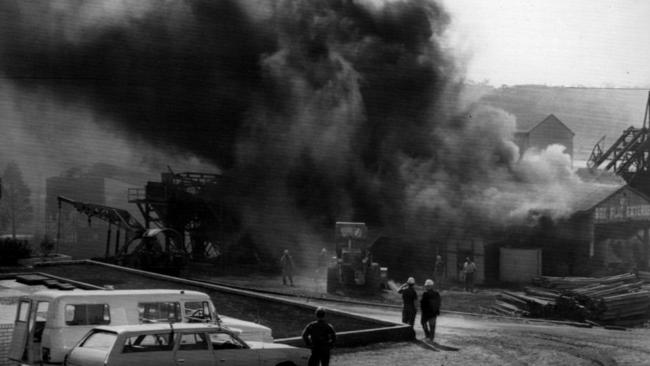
[573,184,650,273]
[514,114,575,160]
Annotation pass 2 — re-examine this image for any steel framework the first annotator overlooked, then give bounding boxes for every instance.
[588,92,650,193]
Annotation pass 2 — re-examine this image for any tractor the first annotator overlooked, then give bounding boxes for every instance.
[327,222,386,293]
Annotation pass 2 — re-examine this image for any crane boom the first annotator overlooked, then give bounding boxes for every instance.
[57,195,145,235]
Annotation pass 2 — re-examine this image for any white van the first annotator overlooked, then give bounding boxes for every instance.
[9,289,272,365]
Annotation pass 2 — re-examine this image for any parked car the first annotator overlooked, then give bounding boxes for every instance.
[64,323,309,366]
[10,289,272,365]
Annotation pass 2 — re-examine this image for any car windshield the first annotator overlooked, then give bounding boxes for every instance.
[81,331,117,351]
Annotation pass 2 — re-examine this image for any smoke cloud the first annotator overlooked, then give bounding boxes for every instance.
[0,0,605,262]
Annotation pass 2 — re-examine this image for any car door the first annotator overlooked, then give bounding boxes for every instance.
[117,332,176,366]
[8,299,31,363]
[208,331,256,366]
[174,331,216,366]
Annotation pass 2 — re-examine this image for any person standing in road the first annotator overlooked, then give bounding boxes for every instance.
[302,307,336,366]
[281,249,295,286]
[463,257,477,292]
[433,255,445,288]
[397,277,418,327]
[420,279,441,342]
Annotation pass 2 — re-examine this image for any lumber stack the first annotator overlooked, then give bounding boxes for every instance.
[594,291,650,321]
[637,270,650,283]
[492,272,650,326]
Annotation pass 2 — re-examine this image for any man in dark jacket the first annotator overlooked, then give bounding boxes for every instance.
[420,279,441,342]
[281,249,295,286]
[302,307,336,366]
[397,276,417,326]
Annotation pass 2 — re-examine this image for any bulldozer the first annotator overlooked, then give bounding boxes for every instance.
[327,222,386,293]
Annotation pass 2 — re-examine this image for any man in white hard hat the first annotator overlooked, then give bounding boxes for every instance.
[420,279,441,342]
[398,276,417,327]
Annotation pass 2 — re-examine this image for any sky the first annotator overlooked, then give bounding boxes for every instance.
[440,0,650,87]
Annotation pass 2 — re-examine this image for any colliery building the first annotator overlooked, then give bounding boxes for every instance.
[396,183,650,287]
[382,113,649,286]
[514,113,575,161]
[495,184,650,281]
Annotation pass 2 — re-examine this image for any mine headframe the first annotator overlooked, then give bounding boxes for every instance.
[588,91,650,193]
[128,167,227,261]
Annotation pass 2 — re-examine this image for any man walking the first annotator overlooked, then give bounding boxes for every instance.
[420,279,441,342]
[281,249,295,286]
[463,257,477,292]
[302,307,336,366]
[397,277,417,326]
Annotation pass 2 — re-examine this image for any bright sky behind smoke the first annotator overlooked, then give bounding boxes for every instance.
[440,0,650,87]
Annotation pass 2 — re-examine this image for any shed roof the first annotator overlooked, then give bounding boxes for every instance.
[572,183,624,212]
[571,183,650,213]
[522,114,575,136]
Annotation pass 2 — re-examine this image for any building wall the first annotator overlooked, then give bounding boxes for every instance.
[499,248,542,282]
[528,118,574,158]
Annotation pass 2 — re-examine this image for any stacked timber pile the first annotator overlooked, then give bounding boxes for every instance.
[637,270,650,283]
[492,272,650,326]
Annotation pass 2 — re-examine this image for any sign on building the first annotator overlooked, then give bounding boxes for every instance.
[593,187,650,223]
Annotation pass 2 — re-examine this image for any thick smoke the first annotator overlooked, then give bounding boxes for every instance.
[0,0,599,262]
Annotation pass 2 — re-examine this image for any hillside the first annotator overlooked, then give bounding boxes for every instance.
[472,85,649,164]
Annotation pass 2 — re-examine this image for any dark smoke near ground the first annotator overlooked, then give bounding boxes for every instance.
[0,0,592,263]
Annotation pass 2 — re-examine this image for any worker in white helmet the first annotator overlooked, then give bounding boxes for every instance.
[420,279,441,342]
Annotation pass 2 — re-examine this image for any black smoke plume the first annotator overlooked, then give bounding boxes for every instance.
[0,0,582,264]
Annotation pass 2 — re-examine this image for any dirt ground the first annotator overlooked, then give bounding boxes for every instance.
[325,304,650,366]
[200,272,650,366]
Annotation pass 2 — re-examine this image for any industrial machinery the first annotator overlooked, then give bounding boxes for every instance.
[128,168,233,263]
[327,222,386,293]
[56,195,187,274]
[588,92,650,194]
